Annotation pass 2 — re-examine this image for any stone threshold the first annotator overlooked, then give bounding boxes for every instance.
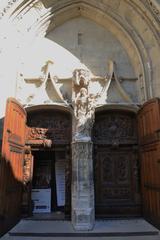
[9,231,159,237]
[8,219,159,238]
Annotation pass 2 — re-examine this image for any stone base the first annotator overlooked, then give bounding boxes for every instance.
[71,141,95,231]
[72,208,94,231]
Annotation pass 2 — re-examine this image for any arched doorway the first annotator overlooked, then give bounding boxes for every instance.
[25,109,72,219]
[93,110,141,218]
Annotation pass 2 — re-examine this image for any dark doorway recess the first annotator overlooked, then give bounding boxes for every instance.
[32,150,66,213]
[25,109,72,219]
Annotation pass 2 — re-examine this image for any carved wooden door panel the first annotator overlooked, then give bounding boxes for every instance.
[93,111,141,217]
[138,98,160,228]
[94,147,140,217]
[21,146,34,217]
[0,98,26,234]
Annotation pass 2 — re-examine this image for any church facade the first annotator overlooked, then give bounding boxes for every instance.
[0,0,160,235]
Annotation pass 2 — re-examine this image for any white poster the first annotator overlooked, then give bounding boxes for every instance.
[32,188,51,213]
[55,159,65,206]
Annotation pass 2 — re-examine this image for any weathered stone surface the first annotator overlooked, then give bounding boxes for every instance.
[72,141,94,230]
[71,68,96,230]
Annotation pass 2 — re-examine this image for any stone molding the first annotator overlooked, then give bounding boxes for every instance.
[0,0,18,19]
[145,0,160,23]
[1,0,160,23]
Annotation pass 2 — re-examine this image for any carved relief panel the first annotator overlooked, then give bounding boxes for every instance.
[94,147,141,216]
[27,110,72,145]
[93,111,137,145]
[93,111,141,217]
[95,150,132,203]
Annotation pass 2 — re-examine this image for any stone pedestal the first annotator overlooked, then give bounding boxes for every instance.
[71,141,95,230]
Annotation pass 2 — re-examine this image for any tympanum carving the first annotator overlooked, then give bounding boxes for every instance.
[27,111,71,145]
[93,112,137,145]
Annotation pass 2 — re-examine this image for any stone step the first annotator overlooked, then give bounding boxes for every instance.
[1,219,160,240]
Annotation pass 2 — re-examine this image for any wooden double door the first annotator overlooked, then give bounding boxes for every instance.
[93,111,141,217]
[1,97,160,235]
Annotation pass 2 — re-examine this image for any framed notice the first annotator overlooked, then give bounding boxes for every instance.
[55,159,65,206]
[32,188,51,213]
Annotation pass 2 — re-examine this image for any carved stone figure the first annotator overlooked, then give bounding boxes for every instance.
[75,87,88,119]
[73,69,90,87]
[74,87,99,141]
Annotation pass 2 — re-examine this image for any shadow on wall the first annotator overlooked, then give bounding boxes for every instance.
[0,157,25,237]
[46,17,135,78]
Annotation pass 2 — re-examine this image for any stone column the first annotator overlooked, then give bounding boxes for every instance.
[71,69,98,230]
[72,140,95,230]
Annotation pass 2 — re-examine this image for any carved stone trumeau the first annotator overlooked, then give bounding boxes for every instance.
[72,68,99,230]
[72,141,94,230]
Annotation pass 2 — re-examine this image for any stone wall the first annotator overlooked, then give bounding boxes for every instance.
[0,1,159,124]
